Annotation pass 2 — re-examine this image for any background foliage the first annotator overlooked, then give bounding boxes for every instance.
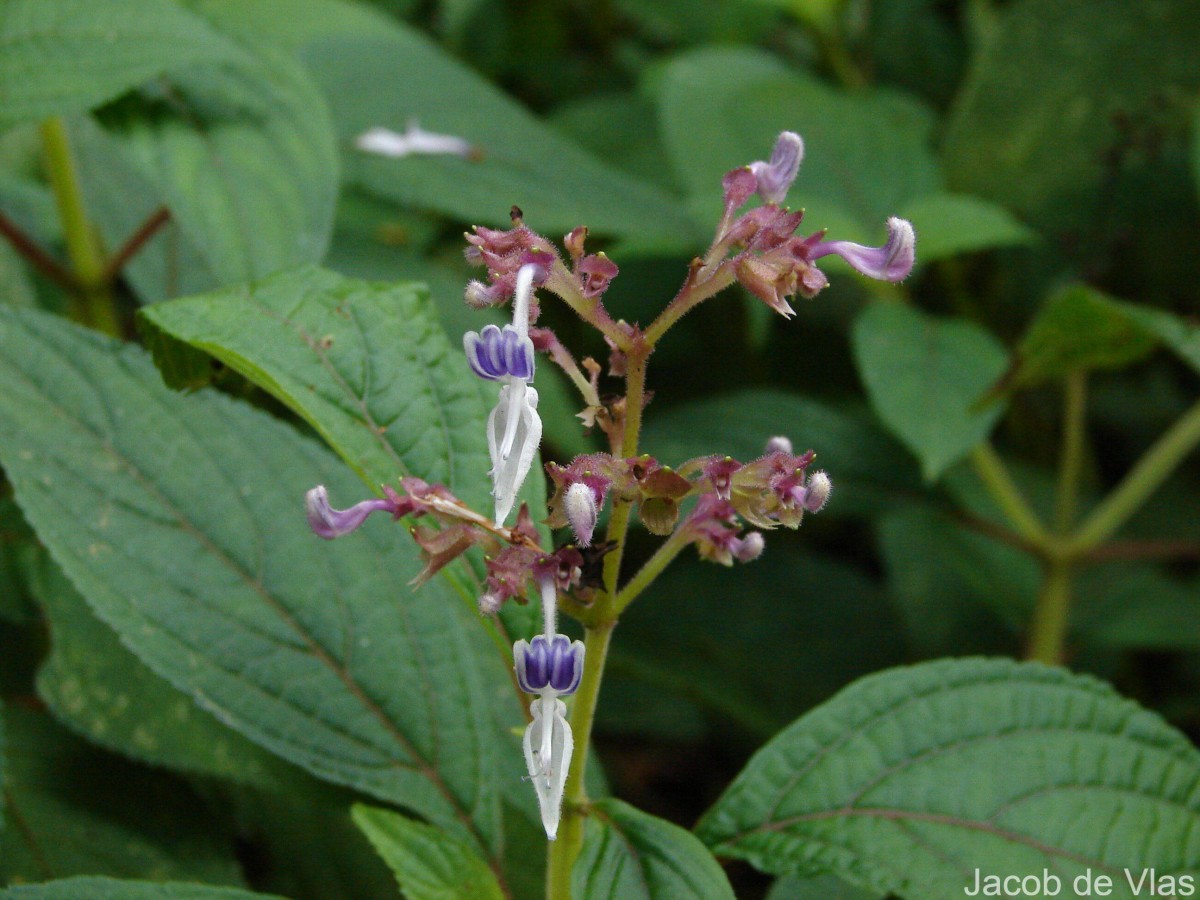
[0,0,1198,897]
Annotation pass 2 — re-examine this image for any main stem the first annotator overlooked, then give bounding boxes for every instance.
[1027,559,1072,664]
[545,341,651,898]
[40,117,120,337]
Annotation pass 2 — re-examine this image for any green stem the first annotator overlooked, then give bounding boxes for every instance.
[1071,396,1200,554]
[970,442,1049,545]
[40,117,120,337]
[1027,559,1072,664]
[612,526,691,617]
[1054,371,1088,535]
[545,620,613,899]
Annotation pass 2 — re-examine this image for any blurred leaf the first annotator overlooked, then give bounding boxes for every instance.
[189,0,396,52]
[573,798,735,900]
[852,302,1008,480]
[0,497,36,624]
[657,47,938,237]
[28,552,285,790]
[767,872,879,899]
[95,46,338,289]
[642,388,924,518]
[0,880,280,899]
[698,658,1200,896]
[876,505,1033,657]
[1074,563,1200,651]
[1010,284,1158,389]
[140,266,493,513]
[0,0,239,129]
[0,240,36,309]
[942,0,1200,238]
[1105,299,1200,376]
[302,30,697,245]
[352,804,505,900]
[900,193,1036,266]
[866,0,966,106]
[0,708,242,885]
[609,542,903,738]
[0,308,517,868]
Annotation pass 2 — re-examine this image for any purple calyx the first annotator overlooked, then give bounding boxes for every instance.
[464,323,535,381]
[515,634,584,695]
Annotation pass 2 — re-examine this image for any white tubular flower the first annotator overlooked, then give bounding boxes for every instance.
[463,263,544,525]
[513,575,584,840]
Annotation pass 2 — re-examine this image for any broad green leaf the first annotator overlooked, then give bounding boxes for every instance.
[0,0,239,128]
[898,193,1036,266]
[95,46,338,289]
[657,47,939,237]
[0,879,281,900]
[28,552,285,789]
[641,388,924,518]
[1074,563,1200,652]
[605,543,903,740]
[0,497,36,624]
[352,804,504,900]
[0,708,243,885]
[852,302,1008,480]
[942,0,1200,238]
[0,239,36,308]
[302,30,697,244]
[698,658,1200,898]
[1010,285,1157,389]
[573,798,735,900]
[139,266,494,515]
[0,307,515,867]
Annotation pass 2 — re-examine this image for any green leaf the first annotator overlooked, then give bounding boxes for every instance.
[0,0,240,129]
[1074,563,1200,651]
[656,47,939,237]
[28,552,285,789]
[351,804,505,900]
[139,265,494,514]
[641,388,923,518]
[698,658,1200,898]
[898,193,1036,266]
[0,307,516,867]
[1104,299,1200,377]
[1011,285,1158,389]
[574,798,735,900]
[0,708,243,885]
[0,879,280,899]
[942,0,1200,238]
[94,46,339,289]
[301,30,697,244]
[852,302,1008,480]
[190,0,398,53]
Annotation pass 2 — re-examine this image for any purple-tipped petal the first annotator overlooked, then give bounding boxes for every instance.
[811,217,916,282]
[514,634,585,695]
[749,132,804,205]
[305,485,395,539]
[465,324,535,381]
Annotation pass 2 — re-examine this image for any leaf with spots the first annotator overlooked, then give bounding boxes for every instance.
[0,307,521,880]
[697,658,1200,899]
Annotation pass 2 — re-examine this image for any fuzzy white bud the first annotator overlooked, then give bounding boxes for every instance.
[803,471,832,512]
[563,482,598,547]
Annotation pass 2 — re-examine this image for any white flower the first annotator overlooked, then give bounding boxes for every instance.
[355,120,476,160]
[464,263,543,525]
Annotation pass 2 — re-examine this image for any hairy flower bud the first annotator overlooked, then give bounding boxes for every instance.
[749,131,804,205]
[563,481,599,547]
[802,470,832,512]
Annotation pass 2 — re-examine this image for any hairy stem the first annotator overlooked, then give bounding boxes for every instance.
[612,526,691,617]
[41,117,120,337]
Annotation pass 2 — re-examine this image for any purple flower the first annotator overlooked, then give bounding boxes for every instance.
[749,131,804,205]
[305,485,406,539]
[463,324,535,381]
[514,634,585,695]
[810,216,916,282]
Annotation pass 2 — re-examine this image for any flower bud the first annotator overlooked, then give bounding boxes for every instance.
[563,481,599,547]
[749,131,804,205]
[765,435,793,455]
[732,531,765,563]
[478,592,504,616]
[305,485,402,539]
[810,217,916,282]
[803,470,832,512]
